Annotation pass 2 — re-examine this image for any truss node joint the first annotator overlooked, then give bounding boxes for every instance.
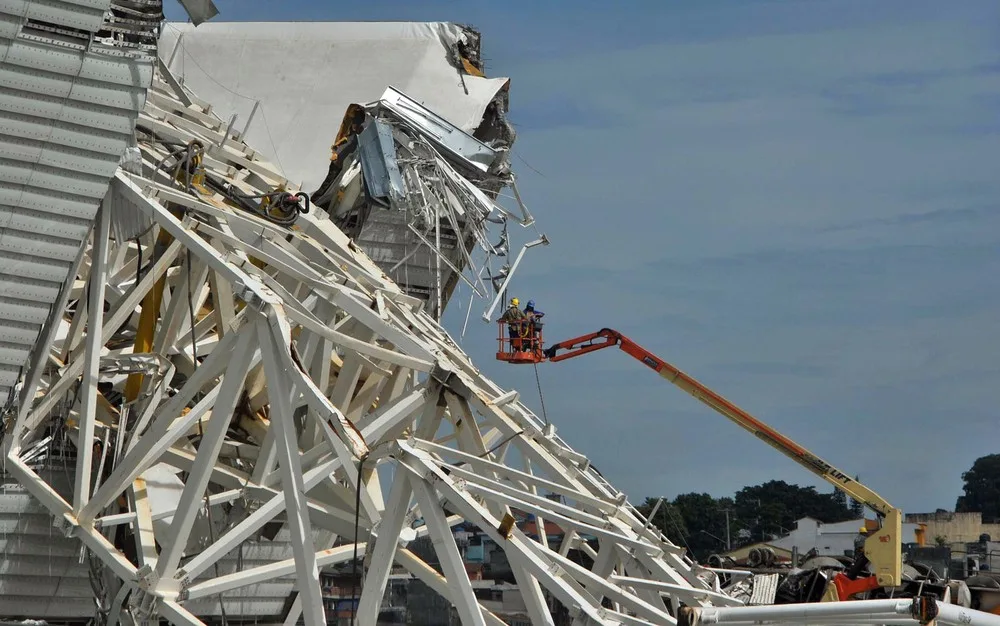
[128,587,162,622]
[51,512,77,538]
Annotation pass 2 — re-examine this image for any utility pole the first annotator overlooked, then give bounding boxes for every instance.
[722,508,731,551]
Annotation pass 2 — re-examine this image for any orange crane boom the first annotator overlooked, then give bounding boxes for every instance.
[539,327,903,599]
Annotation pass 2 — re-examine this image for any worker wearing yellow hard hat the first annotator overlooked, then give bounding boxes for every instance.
[853,525,870,560]
[499,297,527,350]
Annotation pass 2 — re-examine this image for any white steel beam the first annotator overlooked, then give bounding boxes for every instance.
[679,598,1000,626]
[410,476,487,626]
[160,600,205,626]
[132,477,160,569]
[398,450,612,625]
[155,328,255,581]
[15,238,185,441]
[184,543,367,600]
[179,457,342,581]
[74,201,111,510]
[509,552,557,626]
[400,444,676,626]
[13,235,88,446]
[80,369,228,524]
[356,468,412,625]
[2,45,774,626]
[256,316,326,626]
[394,549,509,626]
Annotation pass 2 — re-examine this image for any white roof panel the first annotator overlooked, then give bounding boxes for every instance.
[0,63,147,109]
[0,184,99,219]
[0,295,51,325]
[0,273,61,303]
[0,37,154,87]
[0,151,118,189]
[160,21,510,190]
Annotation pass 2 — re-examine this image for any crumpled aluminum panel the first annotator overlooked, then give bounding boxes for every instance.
[749,573,780,606]
[357,118,406,204]
[378,86,499,173]
[175,0,219,26]
[0,0,153,402]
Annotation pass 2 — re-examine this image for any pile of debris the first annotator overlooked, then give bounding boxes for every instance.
[710,550,969,606]
[309,87,533,319]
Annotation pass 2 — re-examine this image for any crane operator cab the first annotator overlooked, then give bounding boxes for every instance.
[496,298,546,364]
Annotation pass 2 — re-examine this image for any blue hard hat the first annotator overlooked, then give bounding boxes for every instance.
[526,300,535,309]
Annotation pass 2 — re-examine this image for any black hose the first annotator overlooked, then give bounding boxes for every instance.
[215,183,308,227]
[294,192,311,214]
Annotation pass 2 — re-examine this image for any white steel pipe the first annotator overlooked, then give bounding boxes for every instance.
[711,621,918,626]
[681,598,1000,626]
[701,567,755,577]
[937,603,1000,626]
[681,599,910,626]
[481,235,549,322]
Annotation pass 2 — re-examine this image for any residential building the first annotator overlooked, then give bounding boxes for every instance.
[767,517,924,558]
[723,517,924,564]
[905,511,1000,545]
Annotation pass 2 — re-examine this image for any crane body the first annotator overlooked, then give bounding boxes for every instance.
[498,323,903,600]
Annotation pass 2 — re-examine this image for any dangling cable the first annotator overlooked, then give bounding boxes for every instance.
[480,429,526,459]
[186,249,199,365]
[533,362,549,425]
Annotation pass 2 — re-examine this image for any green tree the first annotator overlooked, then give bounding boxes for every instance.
[673,493,732,558]
[639,481,860,563]
[733,480,855,541]
[848,475,865,517]
[637,494,734,561]
[832,487,848,510]
[636,497,688,548]
[956,454,1000,523]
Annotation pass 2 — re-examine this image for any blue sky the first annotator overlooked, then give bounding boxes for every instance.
[166,1,1000,516]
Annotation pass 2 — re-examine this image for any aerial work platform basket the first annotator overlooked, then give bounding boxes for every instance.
[496,320,545,364]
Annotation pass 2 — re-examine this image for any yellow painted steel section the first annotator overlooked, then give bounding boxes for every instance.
[124,229,173,402]
[864,509,903,587]
[461,57,485,77]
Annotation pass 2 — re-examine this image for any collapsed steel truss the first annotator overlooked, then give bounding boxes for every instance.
[1,64,740,626]
[5,13,992,626]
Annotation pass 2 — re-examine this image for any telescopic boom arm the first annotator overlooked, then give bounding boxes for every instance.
[543,328,902,591]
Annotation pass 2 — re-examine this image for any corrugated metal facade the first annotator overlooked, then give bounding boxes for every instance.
[0,8,331,618]
[0,465,306,620]
[0,466,95,618]
[0,1,153,618]
[0,0,153,402]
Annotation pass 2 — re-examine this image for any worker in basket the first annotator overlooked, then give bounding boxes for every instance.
[523,300,545,352]
[499,297,527,351]
[846,525,872,579]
